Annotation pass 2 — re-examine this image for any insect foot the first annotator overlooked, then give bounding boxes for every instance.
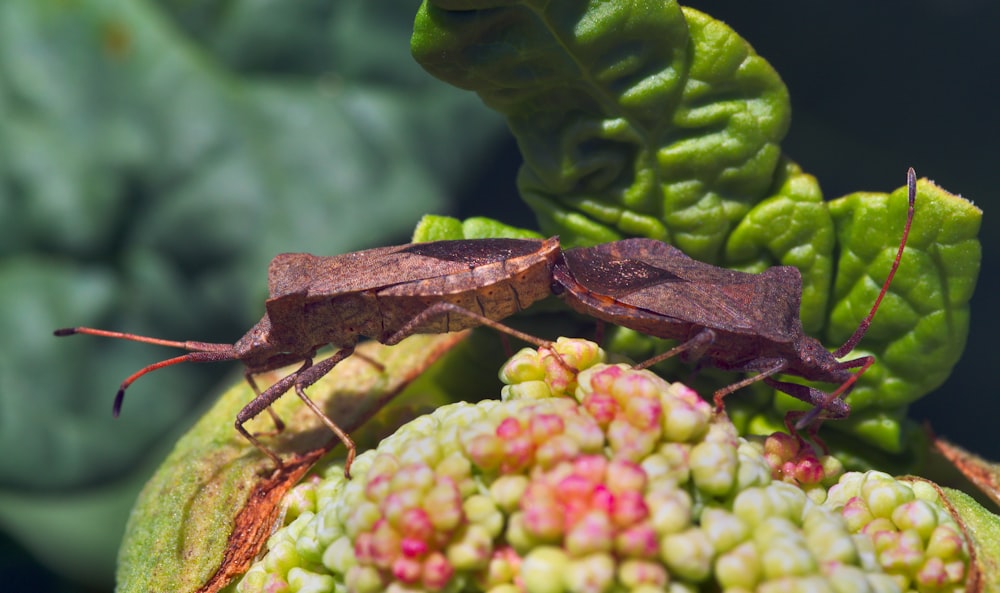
[55,237,561,478]
[551,169,916,438]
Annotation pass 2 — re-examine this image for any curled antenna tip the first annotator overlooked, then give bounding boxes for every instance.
[906,168,917,206]
[795,409,820,431]
[113,388,125,418]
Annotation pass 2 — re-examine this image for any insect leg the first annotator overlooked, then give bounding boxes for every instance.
[763,378,851,421]
[790,355,873,430]
[711,358,788,414]
[634,329,716,370]
[768,375,857,454]
[235,360,312,470]
[350,350,386,373]
[381,302,577,375]
[786,414,830,454]
[245,371,286,436]
[382,301,549,348]
[286,347,358,478]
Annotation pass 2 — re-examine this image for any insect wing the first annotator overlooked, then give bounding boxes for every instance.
[558,238,803,341]
[374,237,560,334]
[557,239,751,331]
[267,238,555,300]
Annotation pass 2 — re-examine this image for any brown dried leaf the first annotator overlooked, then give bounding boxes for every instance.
[933,434,1000,509]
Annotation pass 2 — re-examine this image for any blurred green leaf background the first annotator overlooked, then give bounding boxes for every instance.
[0,1,996,591]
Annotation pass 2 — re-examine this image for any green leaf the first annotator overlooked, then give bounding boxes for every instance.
[413,1,790,261]
[412,214,544,241]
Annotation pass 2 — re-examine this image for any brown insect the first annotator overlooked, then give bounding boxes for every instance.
[56,237,560,476]
[551,169,916,431]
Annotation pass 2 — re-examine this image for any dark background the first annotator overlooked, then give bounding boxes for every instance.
[2,2,996,591]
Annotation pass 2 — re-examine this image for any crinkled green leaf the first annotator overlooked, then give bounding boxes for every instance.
[412,1,790,261]
[411,2,982,463]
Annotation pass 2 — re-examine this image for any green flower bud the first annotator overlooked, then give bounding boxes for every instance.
[661,528,714,582]
[732,487,775,528]
[500,339,605,402]
[757,523,817,579]
[714,541,759,589]
[239,568,288,593]
[499,348,550,384]
[865,480,915,519]
[284,478,319,521]
[647,488,693,535]
[287,566,335,593]
[564,553,616,593]
[617,558,669,589]
[735,440,774,491]
[465,494,505,538]
[344,564,382,593]
[802,507,857,565]
[447,523,495,570]
[321,537,354,575]
[295,519,325,565]
[890,500,938,540]
[925,524,964,560]
[502,379,554,401]
[660,384,712,443]
[264,538,304,577]
[643,443,692,485]
[489,475,529,514]
[689,440,738,497]
[521,546,569,593]
[700,507,748,553]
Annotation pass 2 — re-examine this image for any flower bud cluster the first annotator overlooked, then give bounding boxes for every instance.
[822,471,970,592]
[236,339,969,593]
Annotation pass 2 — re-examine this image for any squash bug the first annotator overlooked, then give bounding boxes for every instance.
[552,169,916,433]
[56,237,561,476]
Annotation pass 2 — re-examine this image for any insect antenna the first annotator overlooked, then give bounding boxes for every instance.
[795,168,918,430]
[833,167,916,358]
[54,327,238,415]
